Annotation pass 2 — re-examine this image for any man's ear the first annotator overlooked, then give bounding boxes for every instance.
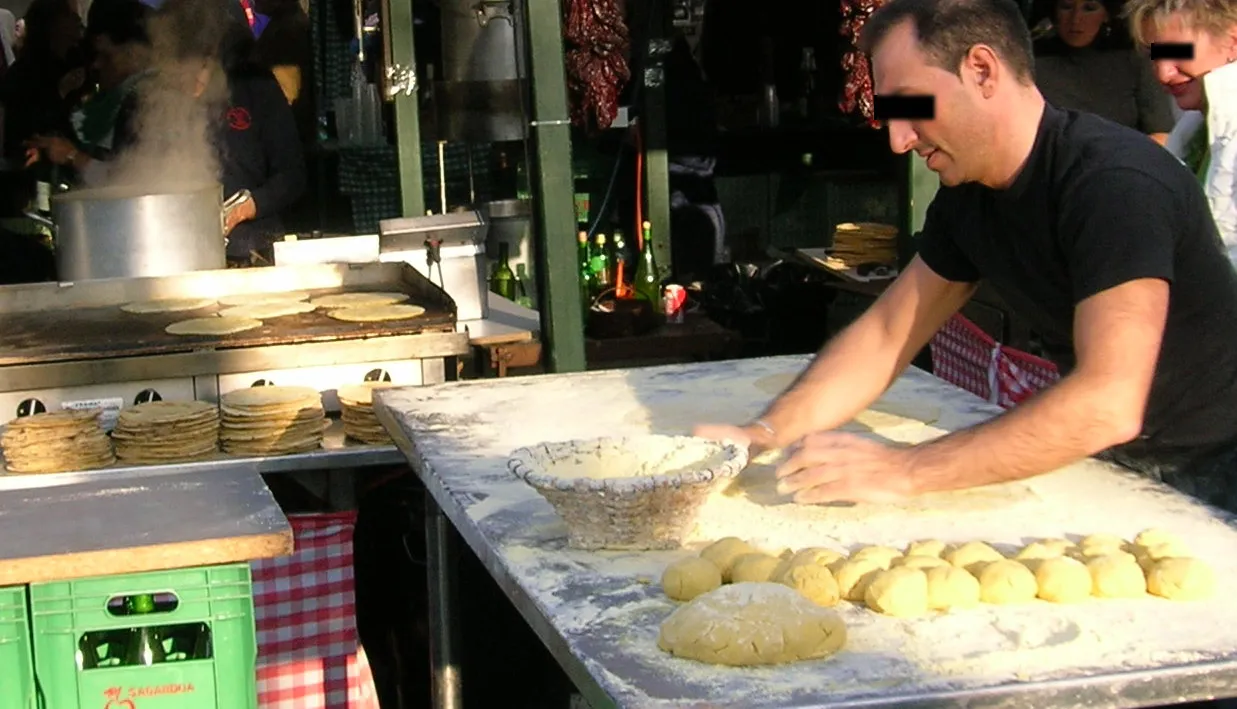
[963,43,1002,98]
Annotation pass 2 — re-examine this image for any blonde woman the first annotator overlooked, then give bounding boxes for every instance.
[1126,0,1237,263]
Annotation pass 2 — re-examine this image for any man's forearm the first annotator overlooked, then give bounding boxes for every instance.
[905,373,1140,493]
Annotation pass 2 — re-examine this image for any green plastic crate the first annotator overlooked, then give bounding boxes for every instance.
[0,585,36,709]
[29,564,257,709]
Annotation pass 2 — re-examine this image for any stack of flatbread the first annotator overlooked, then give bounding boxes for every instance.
[219,386,327,456]
[1,409,114,474]
[826,222,899,269]
[338,382,398,444]
[112,401,220,464]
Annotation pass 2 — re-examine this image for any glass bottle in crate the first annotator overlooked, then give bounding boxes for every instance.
[123,594,166,666]
[634,221,662,304]
[489,242,516,301]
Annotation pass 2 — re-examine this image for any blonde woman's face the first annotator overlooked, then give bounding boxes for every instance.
[1143,13,1237,111]
[1055,0,1108,48]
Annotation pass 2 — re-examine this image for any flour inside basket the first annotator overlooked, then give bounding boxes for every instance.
[539,437,732,480]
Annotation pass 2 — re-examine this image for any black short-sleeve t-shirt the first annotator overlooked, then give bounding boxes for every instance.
[918,104,1237,459]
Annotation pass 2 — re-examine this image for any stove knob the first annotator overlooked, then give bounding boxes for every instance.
[251,379,275,387]
[364,369,392,382]
[16,399,46,417]
[134,389,163,405]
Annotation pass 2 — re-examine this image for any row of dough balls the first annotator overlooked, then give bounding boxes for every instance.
[661,529,1216,618]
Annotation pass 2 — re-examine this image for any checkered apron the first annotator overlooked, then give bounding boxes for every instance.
[251,511,379,709]
[929,313,1060,407]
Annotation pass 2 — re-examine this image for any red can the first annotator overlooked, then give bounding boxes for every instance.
[663,284,686,323]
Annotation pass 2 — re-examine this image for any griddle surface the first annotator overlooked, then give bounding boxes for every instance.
[0,290,455,366]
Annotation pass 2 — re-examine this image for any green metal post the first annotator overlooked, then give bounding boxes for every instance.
[909,153,939,234]
[525,0,586,373]
[641,4,673,273]
[387,0,425,216]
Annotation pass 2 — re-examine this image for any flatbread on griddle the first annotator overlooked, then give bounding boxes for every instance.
[121,298,216,314]
[166,317,262,336]
[217,291,310,307]
[309,292,410,309]
[326,304,426,323]
[218,302,317,320]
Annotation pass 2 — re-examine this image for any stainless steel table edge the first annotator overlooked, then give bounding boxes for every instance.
[373,400,622,709]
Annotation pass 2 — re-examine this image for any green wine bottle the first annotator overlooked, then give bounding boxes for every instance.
[578,231,595,314]
[124,594,166,667]
[633,221,662,304]
[489,242,517,301]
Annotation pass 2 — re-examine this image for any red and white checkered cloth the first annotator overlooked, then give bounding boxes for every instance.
[251,511,380,709]
[929,313,1060,408]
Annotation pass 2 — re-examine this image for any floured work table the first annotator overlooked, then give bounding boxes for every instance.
[373,354,1237,709]
[0,465,293,586]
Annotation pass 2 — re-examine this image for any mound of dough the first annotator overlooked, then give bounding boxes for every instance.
[977,560,1037,604]
[700,537,757,582]
[730,553,782,583]
[121,297,216,314]
[1034,556,1092,603]
[1147,557,1216,601]
[864,567,929,617]
[1135,540,1192,572]
[1079,533,1127,553]
[310,291,410,308]
[218,291,309,307]
[1087,555,1146,598]
[326,304,427,323]
[775,562,841,607]
[218,301,316,319]
[662,557,723,601]
[1016,541,1068,561]
[850,546,903,569]
[1134,528,1181,550]
[905,539,947,558]
[925,565,981,610]
[657,582,847,666]
[945,541,1005,573]
[166,316,262,336]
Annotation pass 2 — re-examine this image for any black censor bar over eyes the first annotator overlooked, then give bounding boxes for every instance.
[1148,42,1194,60]
[874,95,935,121]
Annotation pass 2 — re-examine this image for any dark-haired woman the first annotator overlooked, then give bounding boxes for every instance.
[1033,0,1174,143]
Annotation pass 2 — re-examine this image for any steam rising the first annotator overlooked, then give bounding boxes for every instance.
[100,0,234,192]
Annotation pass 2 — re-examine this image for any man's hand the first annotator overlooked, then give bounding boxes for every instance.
[693,422,780,457]
[223,197,257,236]
[774,431,916,504]
[25,135,77,166]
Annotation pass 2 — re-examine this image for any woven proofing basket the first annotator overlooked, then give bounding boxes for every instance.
[508,435,748,551]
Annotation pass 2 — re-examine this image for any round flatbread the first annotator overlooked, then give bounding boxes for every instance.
[309,292,410,309]
[218,302,317,320]
[116,401,217,427]
[338,381,398,407]
[166,317,262,336]
[121,298,216,314]
[326,304,426,323]
[221,385,321,409]
[217,291,310,307]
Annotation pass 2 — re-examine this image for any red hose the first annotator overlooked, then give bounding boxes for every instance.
[634,122,644,250]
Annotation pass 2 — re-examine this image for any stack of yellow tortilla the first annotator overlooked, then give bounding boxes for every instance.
[219,386,327,456]
[338,382,398,444]
[1,409,114,474]
[826,222,899,269]
[112,401,220,464]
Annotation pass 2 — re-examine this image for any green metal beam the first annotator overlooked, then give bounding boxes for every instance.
[640,5,673,273]
[525,0,586,373]
[388,0,425,216]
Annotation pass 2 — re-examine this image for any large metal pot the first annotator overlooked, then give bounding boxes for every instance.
[31,182,232,282]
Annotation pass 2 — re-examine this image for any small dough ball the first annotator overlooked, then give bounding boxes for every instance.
[1147,558,1216,601]
[925,565,981,610]
[1069,546,1137,565]
[1037,538,1076,555]
[1087,555,1146,598]
[850,546,903,570]
[864,567,930,617]
[905,540,947,558]
[1016,541,1066,561]
[657,582,848,666]
[1079,533,1127,553]
[834,558,885,601]
[778,548,795,559]
[662,557,723,601]
[700,537,758,582]
[1034,556,1092,604]
[1134,528,1181,550]
[894,555,950,571]
[945,542,1005,573]
[730,553,782,584]
[777,562,842,607]
[771,547,845,582]
[977,560,1038,605]
[1135,541,1192,572]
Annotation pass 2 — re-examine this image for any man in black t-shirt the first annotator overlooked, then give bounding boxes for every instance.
[693,0,1237,514]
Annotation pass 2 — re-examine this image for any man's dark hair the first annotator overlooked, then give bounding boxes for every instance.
[86,0,150,47]
[858,0,1036,83]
